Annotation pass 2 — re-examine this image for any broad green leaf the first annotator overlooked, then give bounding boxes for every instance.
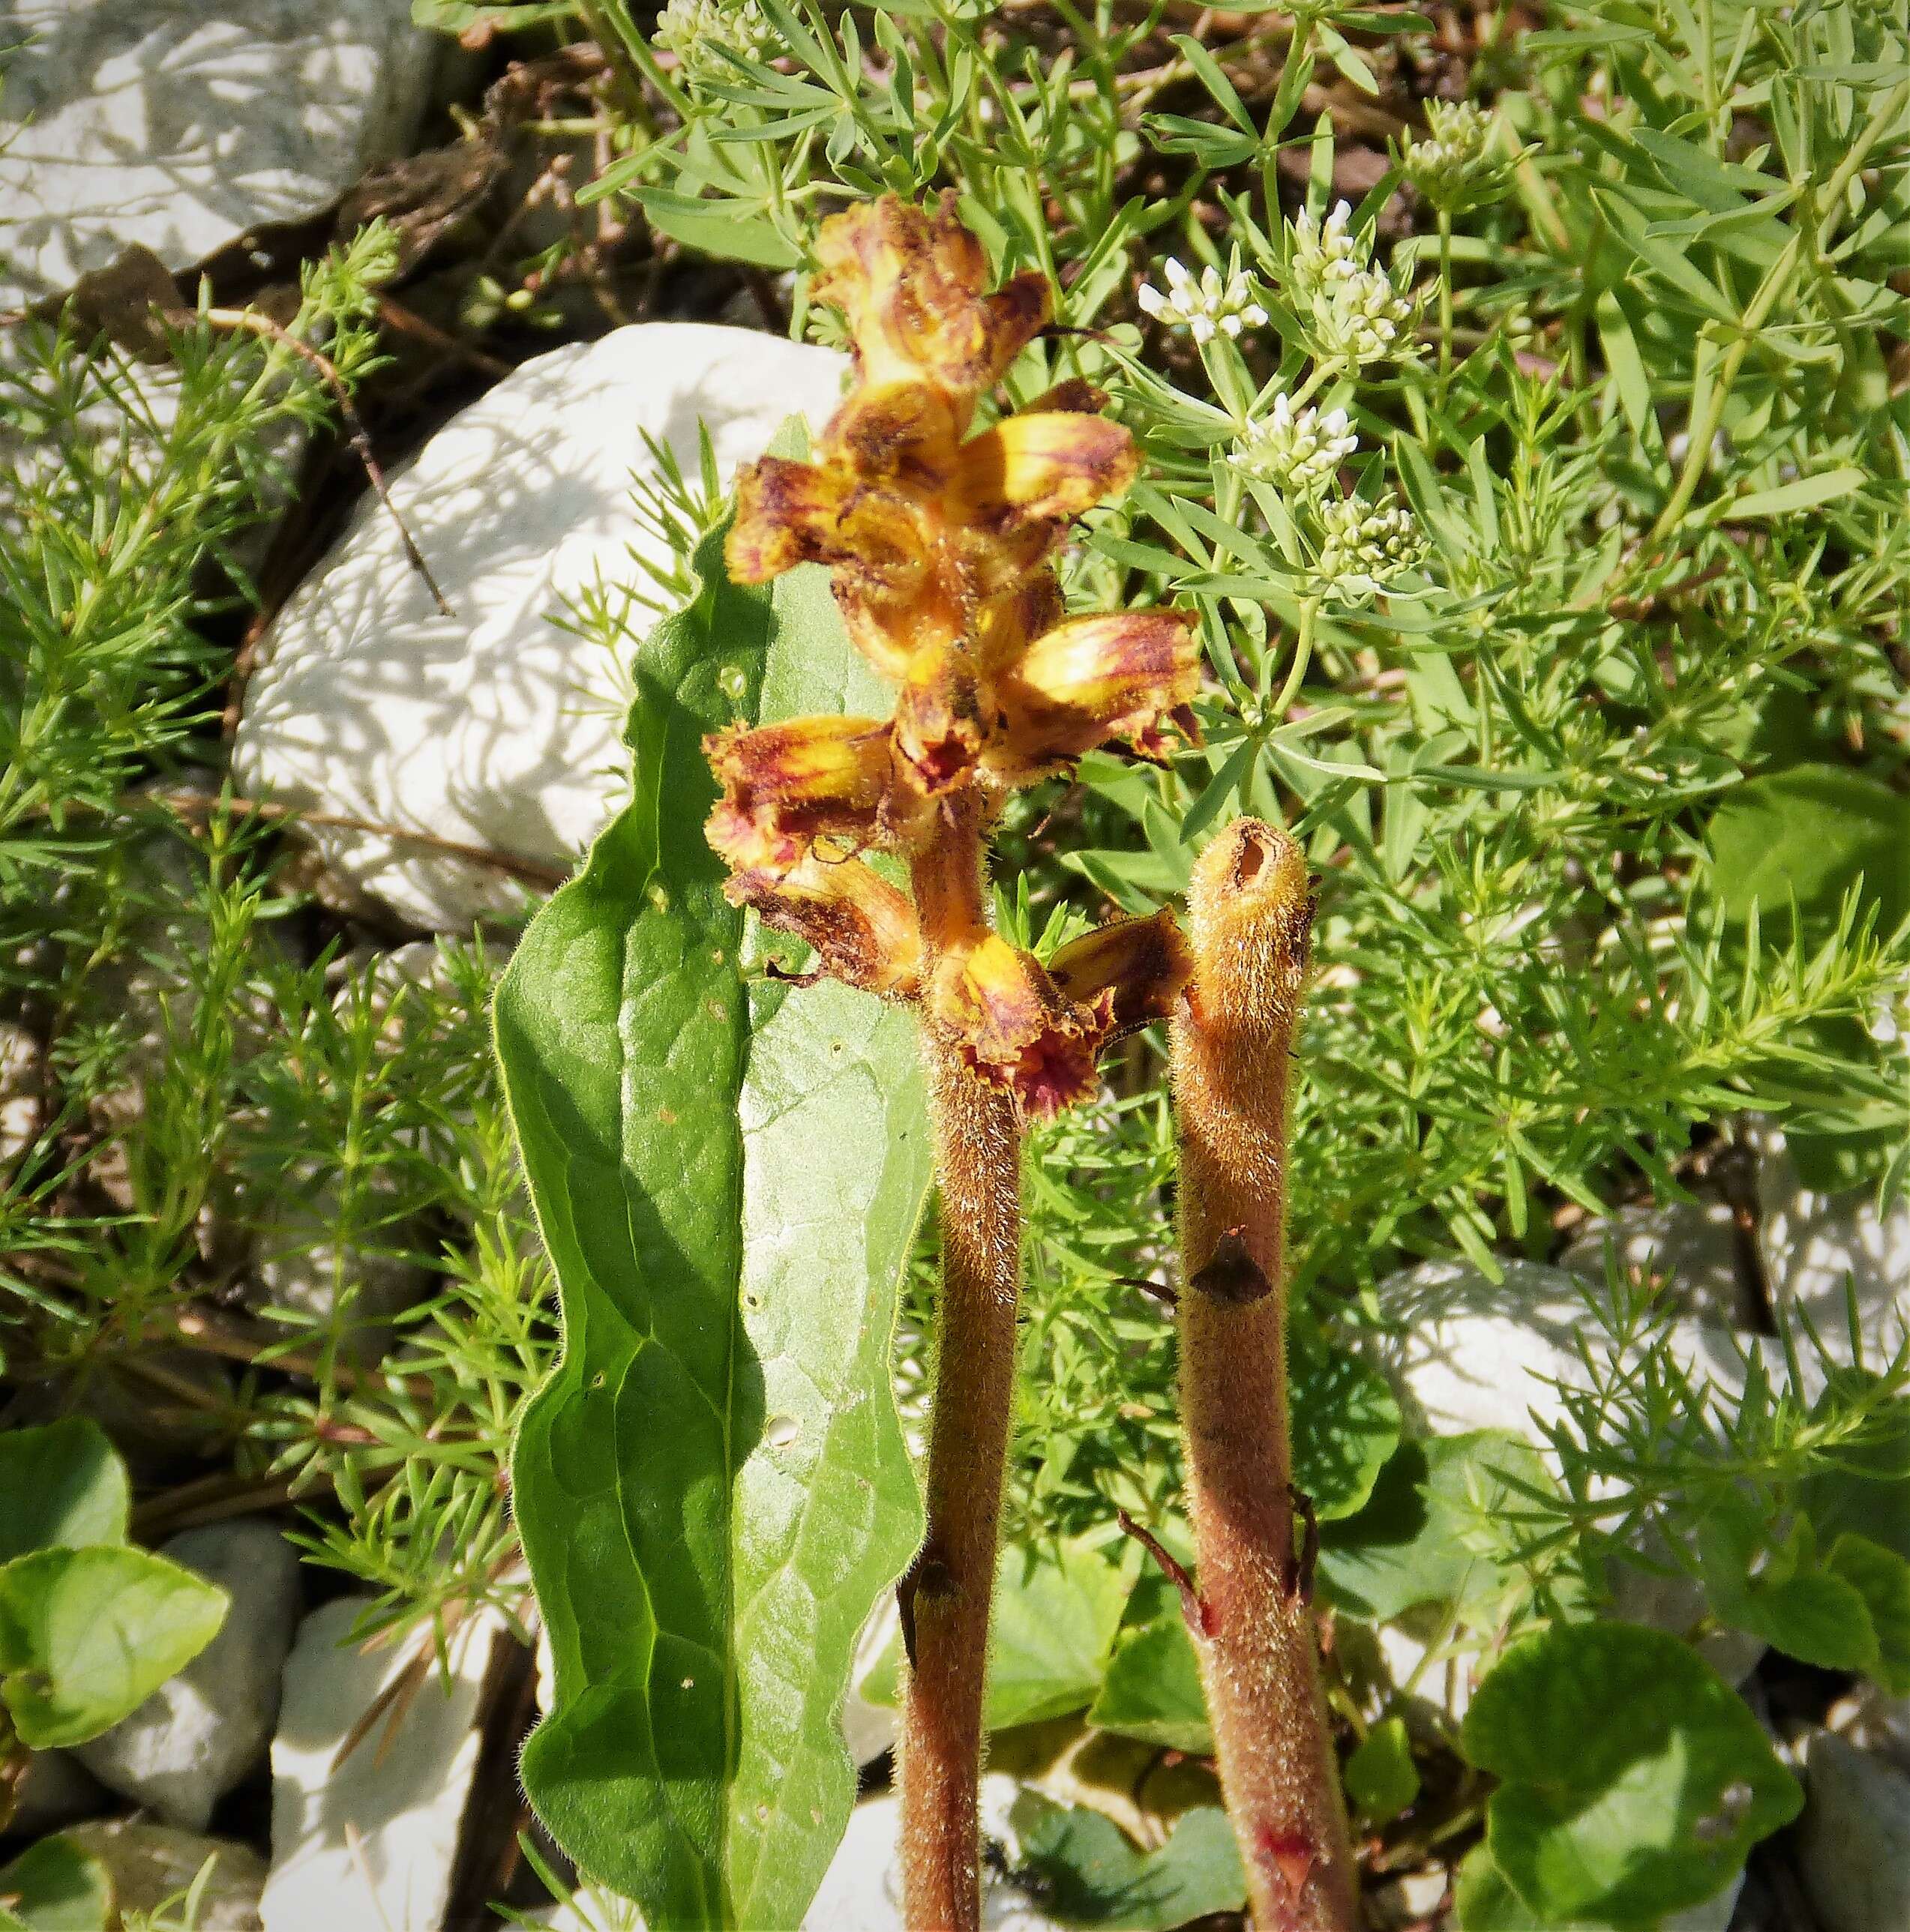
[862,1537,1132,1732]
[1452,1841,1654,1931]
[0,1420,127,1564]
[1290,1334,1402,1523]
[0,1836,111,1932]
[1801,1383,1910,1565]
[1087,1612,1209,1754]
[0,1547,228,1749]
[1827,1533,1910,1694]
[1462,1622,1801,1925]
[1706,765,1910,931]
[499,509,931,1931]
[1318,1432,1556,1625]
[1345,1715,1420,1824]
[1701,1513,1876,1672]
[1010,1796,1246,1930]
[983,1538,1133,1730]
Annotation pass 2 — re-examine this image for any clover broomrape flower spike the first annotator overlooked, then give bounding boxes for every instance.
[1169,819,1357,1932]
[706,191,1195,1932]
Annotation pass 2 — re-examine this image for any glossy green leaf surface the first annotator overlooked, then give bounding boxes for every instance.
[0,1547,228,1749]
[1462,1621,1801,1925]
[0,1420,127,1565]
[499,514,929,1931]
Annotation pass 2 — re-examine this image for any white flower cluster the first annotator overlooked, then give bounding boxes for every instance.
[1287,202,1417,370]
[1233,395,1357,496]
[1138,257,1269,345]
[655,0,775,83]
[1315,491,1427,598]
[1403,100,1513,210]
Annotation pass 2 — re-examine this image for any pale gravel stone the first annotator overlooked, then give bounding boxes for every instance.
[57,1820,268,1932]
[262,1595,505,1932]
[1561,1200,1751,1325]
[0,1,438,310]
[1794,1729,1910,1932]
[235,324,848,932]
[4,1751,108,1838]
[1755,1124,1910,1362]
[73,1517,300,1830]
[0,1021,40,1168]
[1828,1682,1910,1777]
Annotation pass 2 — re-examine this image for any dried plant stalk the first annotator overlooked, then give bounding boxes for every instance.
[1171,819,1356,1932]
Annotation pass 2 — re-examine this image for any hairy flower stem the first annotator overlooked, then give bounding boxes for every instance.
[1171,820,1356,1932]
[900,801,1025,1932]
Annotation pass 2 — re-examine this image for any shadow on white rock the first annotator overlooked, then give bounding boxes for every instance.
[1794,1729,1910,1932]
[262,1595,506,1932]
[235,324,847,931]
[58,1819,268,1932]
[0,1,438,310]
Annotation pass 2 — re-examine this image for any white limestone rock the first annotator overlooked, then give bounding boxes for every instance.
[71,1519,299,1829]
[1756,1125,1910,1362]
[0,1,438,311]
[57,1820,268,1932]
[1829,1682,1910,1778]
[1561,1200,1750,1325]
[262,1594,504,1932]
[0,1021,41,1169]
[1794,1729,1910,1932]
[841,1596,901,1768]
[235,324,848,932]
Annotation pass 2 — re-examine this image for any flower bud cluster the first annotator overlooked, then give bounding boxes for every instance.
[1288,202,1419,372]
[1138,256,1270,345]
[1232,395,1357,498]
[708,195,1198,1117]
[1402,100,1521,213]
[1315,490,1428,601]
[655,0,774,84]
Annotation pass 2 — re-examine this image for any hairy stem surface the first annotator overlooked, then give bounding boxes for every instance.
[1171,820,1355,1932]
[900,802,1024,1932]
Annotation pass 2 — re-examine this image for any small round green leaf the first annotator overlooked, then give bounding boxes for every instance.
[1345,1715,1420,1824]
[1827,1532,1910,1695]
[0,1420,128,1564]
[0,1547,229,1749]
[1087,1613,1210,1754]
[1706,765,1910,930]
[1462,1621,1801,1925]
[0,1834,112,1932]
[1289,1335,1402,1523]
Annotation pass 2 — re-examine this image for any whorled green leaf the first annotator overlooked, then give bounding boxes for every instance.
[0,1547,228,1750]
[1009,1796,1246,1931]
[0,1420,127,1565]
[498,511,930,1931]
[1462,1621,1801,1926]
[0,1835,112,1932]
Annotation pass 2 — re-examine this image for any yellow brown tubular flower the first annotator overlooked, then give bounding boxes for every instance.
[706,192,1201,1932]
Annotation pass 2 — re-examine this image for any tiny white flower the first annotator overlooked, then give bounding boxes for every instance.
[1233,395,1358,496]
[1138,253,1268,342]
[1315,490,1428,600]
[1285,201,1419,371]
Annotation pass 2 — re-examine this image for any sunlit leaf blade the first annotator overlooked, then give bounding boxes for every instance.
[498,513,929,1930]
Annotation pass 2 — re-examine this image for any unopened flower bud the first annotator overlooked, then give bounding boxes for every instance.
[1315,491,1427,601]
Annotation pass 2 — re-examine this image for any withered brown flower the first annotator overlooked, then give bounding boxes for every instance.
[704,191,1198,1118]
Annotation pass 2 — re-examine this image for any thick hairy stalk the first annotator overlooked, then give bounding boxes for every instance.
[899,805,1024,1932]
[1171,819,1356,1932]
